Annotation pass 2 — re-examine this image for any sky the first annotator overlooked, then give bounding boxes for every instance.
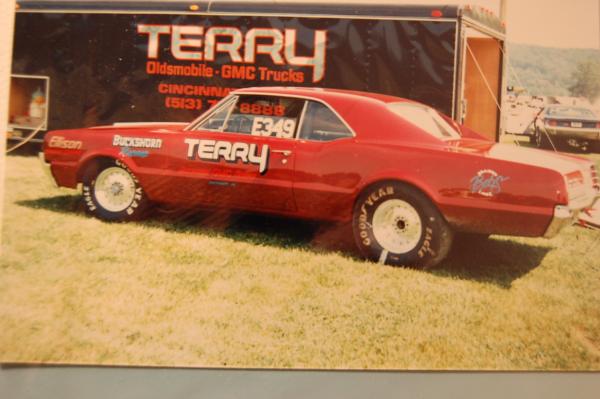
[431,0,600,48]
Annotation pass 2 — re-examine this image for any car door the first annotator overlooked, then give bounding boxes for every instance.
[176,94,304,212]
[164,97,237,206]
[292,100,359,220]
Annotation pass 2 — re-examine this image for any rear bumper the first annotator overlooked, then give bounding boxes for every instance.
[544,189,600,238]
[543,205,576,238]
[546,126,600,141]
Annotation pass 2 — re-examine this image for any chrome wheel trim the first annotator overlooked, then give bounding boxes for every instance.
[93,167,136,213]
[372,199,423,254]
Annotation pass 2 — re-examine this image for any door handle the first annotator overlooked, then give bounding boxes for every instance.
[271,150,292,156]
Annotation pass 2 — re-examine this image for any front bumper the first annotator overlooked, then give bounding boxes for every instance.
[38,152,57,187]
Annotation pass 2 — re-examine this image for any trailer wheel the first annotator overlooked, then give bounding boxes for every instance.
[352,182,453,269]
[82,159,149,221]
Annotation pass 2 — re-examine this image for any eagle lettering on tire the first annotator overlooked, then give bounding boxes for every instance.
[352,182,453,269]
[82,159,149,221]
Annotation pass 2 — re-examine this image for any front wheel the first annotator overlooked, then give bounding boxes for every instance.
[82,159,149,221]
[352,182,453,269]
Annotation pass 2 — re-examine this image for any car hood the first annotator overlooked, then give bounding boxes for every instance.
[447,139,588,175]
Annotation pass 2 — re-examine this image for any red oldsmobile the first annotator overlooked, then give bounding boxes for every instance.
[41,87,600,268]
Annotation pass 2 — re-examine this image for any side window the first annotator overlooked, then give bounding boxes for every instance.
[299,101,353,141]
[196,98,236,131]
[224,95,305,138]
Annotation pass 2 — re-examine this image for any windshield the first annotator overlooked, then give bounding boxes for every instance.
[387,103,461,140]
[546,106,597,119]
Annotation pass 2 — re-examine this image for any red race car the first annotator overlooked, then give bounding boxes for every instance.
[41,87,600,268]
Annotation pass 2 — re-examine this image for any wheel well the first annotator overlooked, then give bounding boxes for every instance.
[77,156,116,183]
[355,179,440,214]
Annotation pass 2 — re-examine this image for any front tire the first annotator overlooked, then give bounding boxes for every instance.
[82,159,149,221]
[352,182,453,269]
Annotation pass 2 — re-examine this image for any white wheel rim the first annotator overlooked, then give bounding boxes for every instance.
[372,199,423,254]
[94,167,136,212]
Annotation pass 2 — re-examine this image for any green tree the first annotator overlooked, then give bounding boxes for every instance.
[569,59,600,101]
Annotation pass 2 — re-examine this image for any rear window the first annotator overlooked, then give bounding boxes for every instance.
[387,103,460,140]
[298,101,353,141]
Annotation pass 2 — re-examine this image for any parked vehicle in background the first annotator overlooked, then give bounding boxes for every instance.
[533,105,600,152]
[40,87,600,269]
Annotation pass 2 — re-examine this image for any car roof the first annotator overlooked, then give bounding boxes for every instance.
[232,86,413,107]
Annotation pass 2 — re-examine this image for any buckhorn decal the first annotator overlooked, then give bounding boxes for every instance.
[113,135,163,149]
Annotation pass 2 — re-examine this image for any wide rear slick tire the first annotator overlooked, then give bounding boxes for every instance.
[82,159,149,222]
[352,182,453,269]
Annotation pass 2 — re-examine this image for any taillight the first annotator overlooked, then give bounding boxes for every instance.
[545,119,557,127]
[596,122,600,128]
[566,171,584,188]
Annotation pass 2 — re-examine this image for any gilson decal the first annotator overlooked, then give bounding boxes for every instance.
[48,136,82,150]
[113,135,162,149]
[138,25,327,83]
[184,139,270,174]
[470,169,509,197]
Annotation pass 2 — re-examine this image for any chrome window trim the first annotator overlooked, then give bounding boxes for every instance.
[297,100,355,142]
[296,100,309,140]
[232,91,358,140]
[185,95,238,132]
[190,91,357,141]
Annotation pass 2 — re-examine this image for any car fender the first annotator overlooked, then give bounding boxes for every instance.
[76,148,139,183]
[356,169,440,207]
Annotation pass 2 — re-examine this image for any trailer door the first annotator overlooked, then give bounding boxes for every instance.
[457,26,504,141]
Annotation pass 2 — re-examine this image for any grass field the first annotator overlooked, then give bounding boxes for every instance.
[1,154,599,370]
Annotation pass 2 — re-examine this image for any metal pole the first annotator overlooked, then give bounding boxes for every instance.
[0,0,16,251]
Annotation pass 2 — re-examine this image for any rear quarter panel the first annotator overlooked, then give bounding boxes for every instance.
[347,141,566,237]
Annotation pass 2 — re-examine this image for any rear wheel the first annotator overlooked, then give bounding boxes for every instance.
[352,182,453,269]
[82,159,149,221]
